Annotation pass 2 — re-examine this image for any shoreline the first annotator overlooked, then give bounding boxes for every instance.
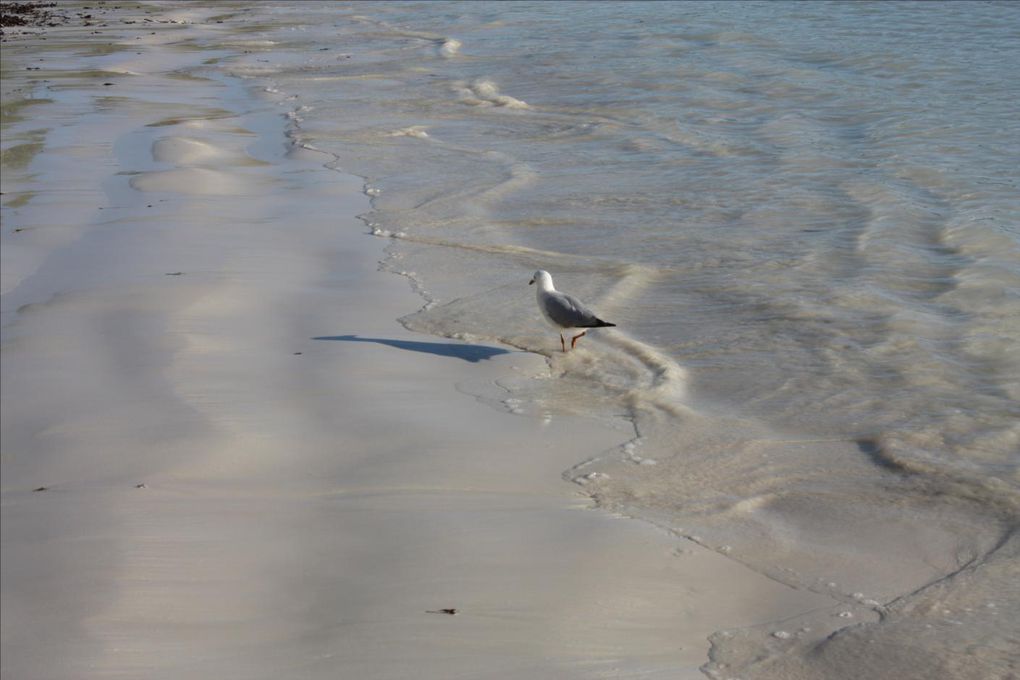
[3,4,839,678]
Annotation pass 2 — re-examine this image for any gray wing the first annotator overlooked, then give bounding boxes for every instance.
[542,291,603,328]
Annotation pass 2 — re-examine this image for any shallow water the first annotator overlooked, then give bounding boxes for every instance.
[214,1,1018,676]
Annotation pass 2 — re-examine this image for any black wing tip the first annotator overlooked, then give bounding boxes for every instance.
[592,319,616,328]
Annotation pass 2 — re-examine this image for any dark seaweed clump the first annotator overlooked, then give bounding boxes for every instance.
[1,2,58,28]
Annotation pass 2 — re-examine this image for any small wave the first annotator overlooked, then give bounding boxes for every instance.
[348,13,462,59]
[454,79,530,109]
[439,38,462,57]
[386,126,430,139]
[602,331,689,417]
[285,105,313,124]
[368,223,407,239]
[406,156,536,216]
[872,432,1020,514]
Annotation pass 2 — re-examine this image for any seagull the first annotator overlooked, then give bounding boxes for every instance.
[529,270,616,352]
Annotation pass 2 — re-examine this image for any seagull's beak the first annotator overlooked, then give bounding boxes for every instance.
[529,278,534,285]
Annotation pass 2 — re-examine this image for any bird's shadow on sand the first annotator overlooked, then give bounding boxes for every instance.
[313,335,512,363]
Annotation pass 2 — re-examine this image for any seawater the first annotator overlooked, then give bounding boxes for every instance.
[219,2,1019,677]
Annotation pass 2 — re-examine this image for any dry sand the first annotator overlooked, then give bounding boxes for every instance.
[3,4,837,678]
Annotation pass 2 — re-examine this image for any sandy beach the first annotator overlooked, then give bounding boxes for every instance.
[0,4,848,678]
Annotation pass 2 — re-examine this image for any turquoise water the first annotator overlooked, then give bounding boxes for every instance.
[221,2,1019,676]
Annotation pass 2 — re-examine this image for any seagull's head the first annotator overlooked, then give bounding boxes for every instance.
[529,270,552,288]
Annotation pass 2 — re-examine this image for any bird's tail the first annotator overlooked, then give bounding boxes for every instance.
[590,318,616,328]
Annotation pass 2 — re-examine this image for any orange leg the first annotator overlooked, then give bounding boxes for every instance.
[570,331,587,349]
[559,333,566,353]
